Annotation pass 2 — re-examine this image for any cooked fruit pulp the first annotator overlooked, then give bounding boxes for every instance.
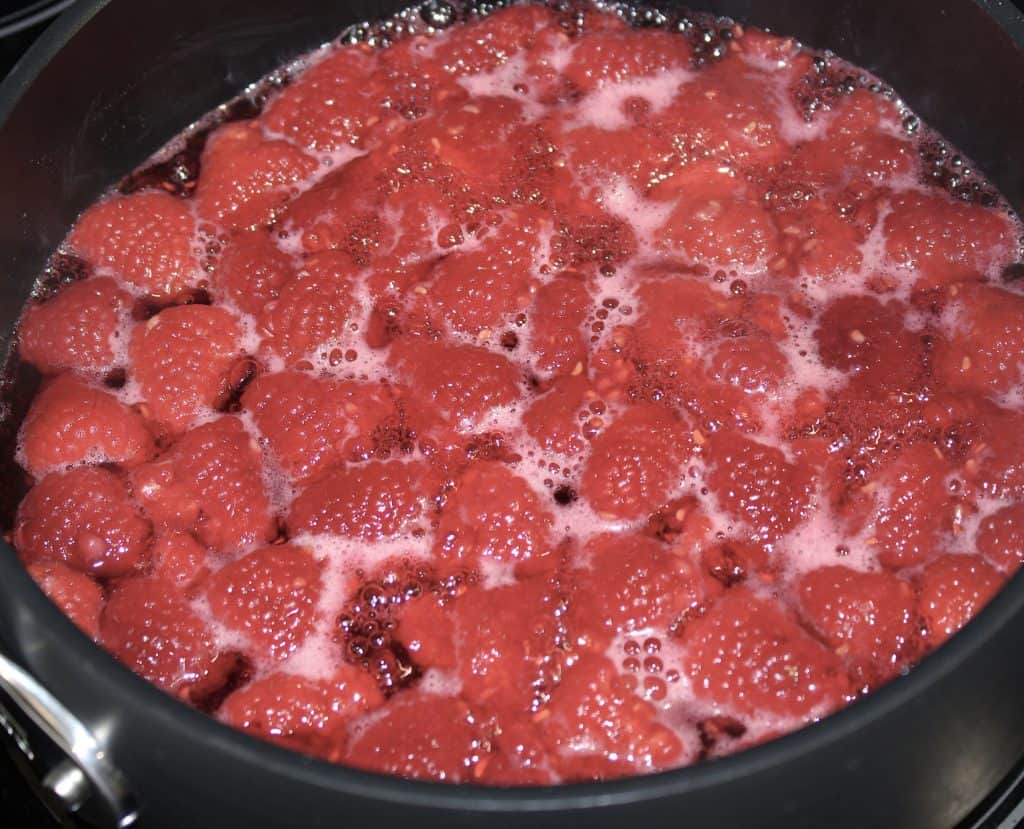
[6,0,1024,785]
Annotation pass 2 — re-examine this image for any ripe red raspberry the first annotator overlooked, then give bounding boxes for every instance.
[932,283,1024,396]
[580,404,692,520]
[653,66,787,169]
[794,90,915,186]
[566,533,711,646]
[706,336,790,396]
[205,544,322,661]
[288,460,431,540]
[256,251,359,367]
[15,466,151,577]
[427,3,560,77]
[339,692,489,782]
[976,503,1024,573]
[416,207,542,336]
[704,431,815,542]
[67,191,200,299]
[100,576,224,696]
[27,561,104,639]
[528,273,591,377]
[218,667,384,755]
[261,45,387,152]
[150,531,209,588]
[393,592,458,671]
[796,565,919,686]
[387,340,521,430]
[18,374,154,477]
[815,295,923,392]
[130,304,243,433]
[538,654,686,781]
[435,462,556,573]
[563,28,691,93]
[18,276,130,376]
[195,119,318,230]
[680,588,851,719]
[132,416,275,552]
[883,191,1016,291]
[212,229,296,314]
[477,715,554,785]
[916,554,1003,648]
[450,577,563,715]
[242,371,395,483]
[845,443,957,570]
[522,374,592,457]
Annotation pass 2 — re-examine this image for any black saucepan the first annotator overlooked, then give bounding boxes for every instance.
[1,1,1024,827]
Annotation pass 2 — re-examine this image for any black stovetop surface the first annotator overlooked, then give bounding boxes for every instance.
[2,1,1024,827]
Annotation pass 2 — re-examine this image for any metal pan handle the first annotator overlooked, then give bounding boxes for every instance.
[0,650,138,828]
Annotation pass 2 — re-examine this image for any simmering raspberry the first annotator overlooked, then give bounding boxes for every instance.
[67,192,199,299]
[18,374,154,477]
[15,466,151,577]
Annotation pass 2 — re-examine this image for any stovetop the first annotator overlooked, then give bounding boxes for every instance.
[2,1,1024,827]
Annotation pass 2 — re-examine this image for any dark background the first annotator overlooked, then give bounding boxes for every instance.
[2,0,1024,827]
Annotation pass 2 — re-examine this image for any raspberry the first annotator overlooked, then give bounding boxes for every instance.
[132,416,275,552]
[796,565,918,686]
[18,276,130,375]
[976,503,1024,572]
[205,544,322,661]
[130,305,243,433]
[563,28,691,93]
[776,201,866,279]
[212,229,295,314]
[560,121,670,192]
[261,45,387,152]
[655,166,779,268]
[242,371,395,483]
[14,466,151,577]
[478,715,554,785]
[706,337,790,396]
[539,654,685,781]
[288,460,431,540]
[451,577,563,715]
[340,692,489,782]
[916,554,1003,648]
[409,96,530,197]
[704,432,814,542]
[845,443,957,569]
[27,561,104,639]
[281,149,454,265]
[815,295,923,392]
[218,668,383,755]
[528,273,591,376]
[387,340,521,430]
[67,191,199,299]
[566,533,711,645]
[522,374,592,457]
[393,592,457,671]
[883,191,1016,291]
[580,404,692,520]
[795,90,915,186]
[435,462,555,573]
[150,531,209,588]
[965,401,1024,500]
[932,283,1024,396]
[653,63,787,169]
[100,576,224,695]
[429,4,559,77]
[195,120,318,230]
[18,374,154,477]
[257,251,359,366]
[417,207,542,336]
[680,588,851,719]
